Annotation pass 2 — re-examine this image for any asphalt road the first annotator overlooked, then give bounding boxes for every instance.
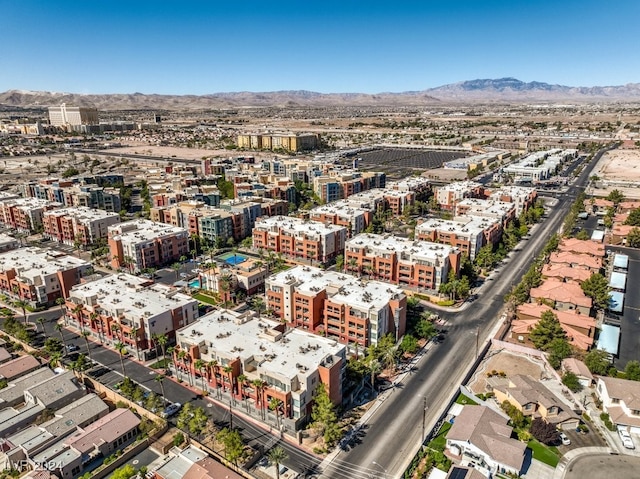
[318,148,609,479]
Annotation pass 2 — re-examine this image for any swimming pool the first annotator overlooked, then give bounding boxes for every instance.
[188,279,201,288]
[218,252,248,266]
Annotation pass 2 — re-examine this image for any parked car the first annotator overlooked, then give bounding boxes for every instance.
[66,343,80,352]
[162,402,181,418]
[559,432,571,446]
[617,426,635,449]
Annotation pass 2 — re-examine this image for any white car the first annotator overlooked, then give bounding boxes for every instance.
[559,432,571,446]
[617,426,635,449]
[162,402,181,418]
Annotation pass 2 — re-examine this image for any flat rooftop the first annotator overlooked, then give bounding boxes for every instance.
[0,247,90,279]
[347,233,457,263]
[255,216,346,236]
[178,309,344,385]
[109,219,188,243]
[43,206,120,222]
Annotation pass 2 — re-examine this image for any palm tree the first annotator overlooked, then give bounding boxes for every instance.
[194,359,206,393]
[36,317,46,335]
[80,330,92,360]
[49,351,62,369]
[252,379,267,419]
[237,374,247,401]
[72,304,84,330]
[267,446,288,479]
[130,327,140,360]
[222,365,234,395]
[54,323,67,351]
[110,323,121,343]
[157,333,168,364]
[369,359,381,390]
[155,374,166,406]
[207,359,219,394]
[269,397,283,431]
[15,299,29,324]
[115,341,127,377]
[55,297,67,325]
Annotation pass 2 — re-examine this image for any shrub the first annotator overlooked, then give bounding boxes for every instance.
[530,417,560,445]
[173,432,185,447]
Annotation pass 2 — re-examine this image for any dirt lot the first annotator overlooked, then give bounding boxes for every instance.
[468,349,545,394]
[591,148,640,199]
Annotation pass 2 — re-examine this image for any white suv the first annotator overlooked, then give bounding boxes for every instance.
[617,426,635,450]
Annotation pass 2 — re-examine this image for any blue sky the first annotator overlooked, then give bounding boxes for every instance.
[1,0,638,94]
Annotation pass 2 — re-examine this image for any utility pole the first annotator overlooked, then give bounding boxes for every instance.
[476,326,480,359]
[422,397,428,442]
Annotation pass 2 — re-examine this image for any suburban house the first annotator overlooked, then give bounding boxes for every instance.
[597,377,640,432]
[556,238,605,257]
[547,251,603,272]
[541,263,592,284]
[446,405,527,477]
[561,358,594,388]
[489,374,580,430]
[529,279,592,315]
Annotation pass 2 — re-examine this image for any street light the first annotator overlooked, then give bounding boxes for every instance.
[371,461,388,478]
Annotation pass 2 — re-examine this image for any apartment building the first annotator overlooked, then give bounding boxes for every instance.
[20,178,123,212]
[66,273,198,351]
[0,198,61,232]
[313,171,386,203]
[108,220,189,272]
[309,203,372,237]
[489,186,538,215]
[199,258,267,295]
[344,233,460,290]
[503,149,577,181]
[43,207,120,246]
[415,216,502,260]
[454,199,517,226]
[266,265,407,347]
[253,216,346,264]
[434,181,484,211]
[174,308,345,429]
[237,132,320,152]
[0,248,91,306]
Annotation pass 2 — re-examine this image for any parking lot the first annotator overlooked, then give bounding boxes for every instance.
[346,148,467,178]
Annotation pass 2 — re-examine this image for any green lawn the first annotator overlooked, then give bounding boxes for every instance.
[193,293,217,305]
[527,438,560,467]
[455,393,478,406]
[427,422,452,451]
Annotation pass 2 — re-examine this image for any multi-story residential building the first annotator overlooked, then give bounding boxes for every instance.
[66,274,198,352]
[266,265,407,346]
[454,198,517,226]
[344,233,460,291]
[489,186,538,215]
[0,198,61,232]
[174,308,345,429]
[199,258,267,295]
[253,216,346,264]
[0,248,91,306]
[237,132,320,152]
[21,178,123,212]
[434,181,484,211]
[43,207,120,246]
[48,104,99,127]
[313,171,386,203]
[108,220,189,272]
[309,203,372,237]
[503,149,577,182]
[415,216,502,260]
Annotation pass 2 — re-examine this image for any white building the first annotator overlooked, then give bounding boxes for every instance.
[597,377,640,433]
[48,104,99,127]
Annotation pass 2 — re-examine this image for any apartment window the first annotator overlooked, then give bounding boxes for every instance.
[612,398,620,404]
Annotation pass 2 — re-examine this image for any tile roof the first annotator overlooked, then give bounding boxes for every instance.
[0,355,41,380]
[529,279,592,308]
[557,238,605,257]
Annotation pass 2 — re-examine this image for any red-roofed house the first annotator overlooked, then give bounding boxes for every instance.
[541,263,592,283]
[529,279,592,315]
[557,238,605,257]
[513,303,596,350]
[548,251,602,272]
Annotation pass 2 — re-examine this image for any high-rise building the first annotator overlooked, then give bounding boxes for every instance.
[48,104,99,127]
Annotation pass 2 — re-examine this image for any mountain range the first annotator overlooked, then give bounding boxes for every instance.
[2,78,640,110]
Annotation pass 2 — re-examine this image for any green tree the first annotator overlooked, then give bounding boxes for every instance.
[625,360,640,381]
[624,208,640,226]
[267,446,288,479]
[606,189,625,206]
[581,273,610,310]
[627,227,640,248]
[44,337,64,355]
[188,407,209,439]
[311,384,341,446]
[547,338,572,369]
[584,349,611,375]
[115,341,128,377]
[14,299,29,324]
[562,372,583,393]
[218,427,244,465]
[111,464,136,479]
[415,318,437,340]
[501,400,527,429]
[399,334,419,354]
[335,254,344,271]
[529,310,566,350]
[575,229,590,240]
